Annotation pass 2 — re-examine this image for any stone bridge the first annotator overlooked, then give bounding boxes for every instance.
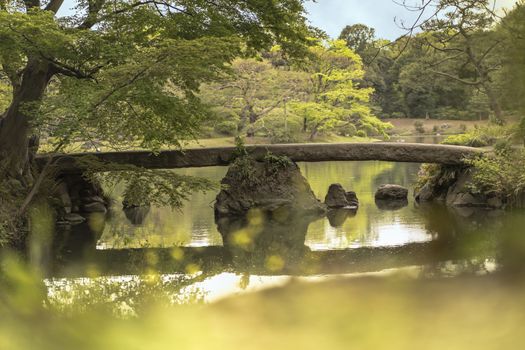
[39,142,484,173]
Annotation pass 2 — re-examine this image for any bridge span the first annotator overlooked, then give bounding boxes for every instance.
[38,142,484,173]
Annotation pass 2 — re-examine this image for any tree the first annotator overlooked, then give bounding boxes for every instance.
[498,1,525,113]
[338,23,376,60]
[0,0,311,174]
[0,0,312,239]
[200,56,308,137]
[291,40,390,140]
[417,0,505,122]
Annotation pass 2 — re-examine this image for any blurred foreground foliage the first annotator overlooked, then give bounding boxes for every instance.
[2,249,525,350]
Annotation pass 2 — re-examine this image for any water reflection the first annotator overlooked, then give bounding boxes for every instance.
[123,206,151,225]
[326,208,357,227]
[95,161,434,250]
[375,198,408,211]
[217,208,321,274]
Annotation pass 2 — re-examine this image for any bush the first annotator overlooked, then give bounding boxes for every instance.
[269,131,298,144]
[414,121,425,134]
[432,125,440,133]
[361,123,378,136]
[338,123,357,136]
[459,124,467,133]
[467,149,525,207]
[442,134,489,147]
[356,130,367,138]
[214,121,238,136]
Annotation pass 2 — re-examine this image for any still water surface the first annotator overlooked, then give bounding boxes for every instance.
[98,161,430,250]
[48,143,525,306]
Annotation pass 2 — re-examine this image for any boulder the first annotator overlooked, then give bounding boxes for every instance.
[375,185,409,200]
[325,184,348,208]
[324,184,359,209]
[414,165,506,209]
[214,157,325,217]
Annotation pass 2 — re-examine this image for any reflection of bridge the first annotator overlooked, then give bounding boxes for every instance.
[40,142,484,173]
[47,240,491,278]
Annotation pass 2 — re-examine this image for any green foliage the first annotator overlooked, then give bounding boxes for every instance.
[338,123,357,137]
[442,134,489,147]
[356,130,367,138]
[263,151,293,171]
[515,116,525,146]
[414,121,425,134]
[0,2,313,148]
[467,149,525,207]
[214,120,238,136]
[415,163,461,193]
[200,57,309,136]
[77,157,216,208]
[498,2,525,113]
[233,136,249,159]
[442,124,511,147]
[338,23,376,58]
[291,40,390,139]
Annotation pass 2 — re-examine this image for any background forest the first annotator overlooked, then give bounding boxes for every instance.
[194,1,525,143]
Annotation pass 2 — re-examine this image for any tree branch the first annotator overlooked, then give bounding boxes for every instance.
[44,0,64,13]
[429,69,480,86]
[78,0,106,30]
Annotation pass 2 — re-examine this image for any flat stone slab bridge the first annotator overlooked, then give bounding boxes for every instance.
[39,142,485,173]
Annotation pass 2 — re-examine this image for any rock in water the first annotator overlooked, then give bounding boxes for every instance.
[324,184,348,208]
[324,184,359,209]
[375,184,409,200]
[214,157,325,217]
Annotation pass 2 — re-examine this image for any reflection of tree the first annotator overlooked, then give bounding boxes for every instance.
[52,212,107,269]
[416,202,503,272]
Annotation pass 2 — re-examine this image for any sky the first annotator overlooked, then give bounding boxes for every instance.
[304,0,519,40]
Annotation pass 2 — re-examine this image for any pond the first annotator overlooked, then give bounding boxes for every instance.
[96,161,432,250]
[46,157,525,306]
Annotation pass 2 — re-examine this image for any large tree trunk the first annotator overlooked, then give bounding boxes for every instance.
[0,58,52,178]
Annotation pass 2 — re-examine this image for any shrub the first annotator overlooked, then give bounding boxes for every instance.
[356,130,367,138]
[338,123,357,136]
[214,121,238,136]
[467,149,525,207]
[361,123,378,136]
[414,121,425,134]
[442,134,489,147]
[269,131,298,144]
